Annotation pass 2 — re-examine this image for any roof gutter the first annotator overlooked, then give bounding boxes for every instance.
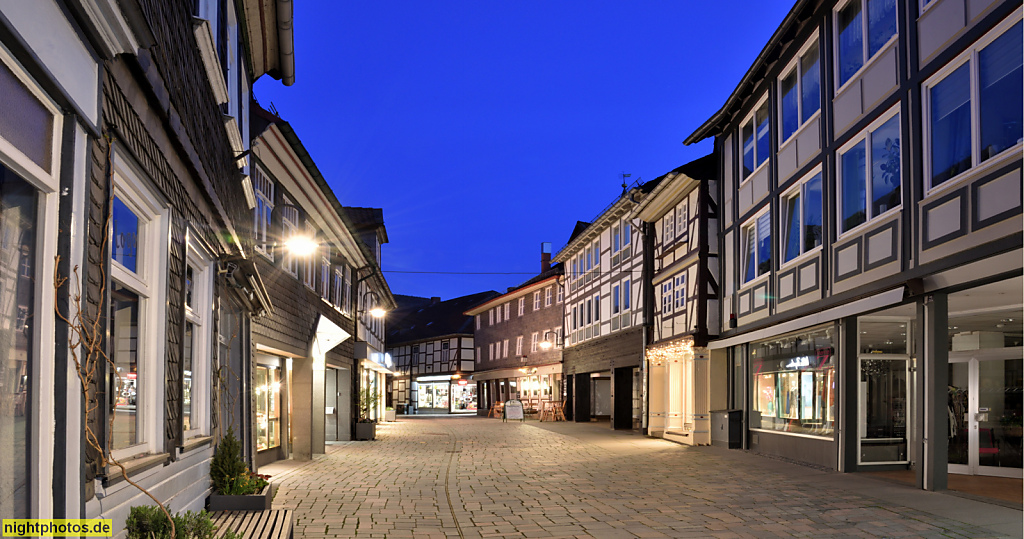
[276,0,295,86]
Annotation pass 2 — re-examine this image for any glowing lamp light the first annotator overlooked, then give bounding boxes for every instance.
[538,340,552,350]
[284,234,318,256]
[369,307,387,318]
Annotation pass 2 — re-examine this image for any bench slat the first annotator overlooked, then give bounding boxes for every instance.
[211,510,291,539]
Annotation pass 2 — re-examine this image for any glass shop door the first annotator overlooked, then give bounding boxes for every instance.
[948,351,1023,478]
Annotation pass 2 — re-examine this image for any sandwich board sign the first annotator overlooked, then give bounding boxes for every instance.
[503,399,524,422]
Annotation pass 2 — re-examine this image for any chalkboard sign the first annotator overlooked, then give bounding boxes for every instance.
[503,399,524,422]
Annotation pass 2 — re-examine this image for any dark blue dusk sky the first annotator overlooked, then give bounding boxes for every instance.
[254,1,793,301]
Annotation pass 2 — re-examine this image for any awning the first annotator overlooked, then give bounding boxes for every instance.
[311,314,350,369]
[709,287,905,350]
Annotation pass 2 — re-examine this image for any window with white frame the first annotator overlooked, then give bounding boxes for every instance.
[611,278,631,330]
[531,332,539,353]
[780,34,821,144]
[332,267,344,310]
[613,282,621,315]
[741,97,771,179]
[557,284,563,303]
[110,154,169,459]
[503,302,510,320]
[320,251,330,300]
[781,170,824,265]
[495,305,502,323]
[661,280,673,315]
[534,291,541,310]
[183,240,213,439]
[741,210,772,284]
[342,265,352,314]
[503,339,509,358]
[476,315,481,330]
[489,342,494,361]
[663,210,675,244]
[675,201,689,245]
[839,108,901,234]
[545,286,552,307]
[302,222,316,288]
[835,0,897,89]
[673,274,686,313]
[518,297,524,316]
[252,167,273,259]
[516,335,523,355]
[612,220,632,265]
[488,309,493,326]
[925,17,1022,191]
[280,197,299,276]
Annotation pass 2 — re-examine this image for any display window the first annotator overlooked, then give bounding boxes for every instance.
[750,325,835,437]
[256,365,281,451]
[858,315,911,464]
[417,382,450,410]
[451,382,477,412]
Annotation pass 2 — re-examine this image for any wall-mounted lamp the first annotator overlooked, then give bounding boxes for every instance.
[538,330,563,351]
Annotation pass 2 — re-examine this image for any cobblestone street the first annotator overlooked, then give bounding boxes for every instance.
[262,417,1022,538]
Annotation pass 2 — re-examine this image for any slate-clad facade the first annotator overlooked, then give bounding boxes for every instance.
[0,0,293,528]
[687,0,1022,490]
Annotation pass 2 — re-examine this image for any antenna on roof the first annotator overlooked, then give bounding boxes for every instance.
[269,101,279,116]
[621,172,631,195]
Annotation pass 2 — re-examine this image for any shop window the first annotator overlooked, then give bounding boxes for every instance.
[839,109,901,234]
[835,0,897,89]
[740,210,771,284]
[780,35,821,143]
[925,17,1023,191]
[255,365,281,451]
[781,170,823,265]
[109,153,169,461]
[749,325,835,437]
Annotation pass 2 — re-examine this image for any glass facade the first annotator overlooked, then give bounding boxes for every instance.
[858,318,911,464]
[750,325,835,437]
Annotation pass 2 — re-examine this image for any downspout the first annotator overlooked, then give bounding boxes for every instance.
[276,0,295,86]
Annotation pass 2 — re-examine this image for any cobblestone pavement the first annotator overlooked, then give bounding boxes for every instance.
[264,416,1022,538]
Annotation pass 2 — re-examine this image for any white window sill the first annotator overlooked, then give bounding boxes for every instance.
[838,205,903,240]
[834,37,898,97]
[739,272,771,292]
[778,109,822,150]
[739,160,770,186]
[778,244,823,271]
[924,141,1024,200]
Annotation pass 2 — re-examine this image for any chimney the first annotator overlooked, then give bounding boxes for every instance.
[431,296,441,305]
[540,242,552,272]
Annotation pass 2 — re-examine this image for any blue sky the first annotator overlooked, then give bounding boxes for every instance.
[254,1,794,301]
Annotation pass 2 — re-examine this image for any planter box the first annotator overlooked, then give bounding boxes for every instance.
[384,410,396,422]
[355,422,376,440]
[208,483,273,511]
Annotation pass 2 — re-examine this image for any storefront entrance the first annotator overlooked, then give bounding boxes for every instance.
[417,381,449,412]
[451,382,477,413]
[948,354,1023,478]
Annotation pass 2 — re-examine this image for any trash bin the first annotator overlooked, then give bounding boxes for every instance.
[711,409,742,449]
[395,403,406,415]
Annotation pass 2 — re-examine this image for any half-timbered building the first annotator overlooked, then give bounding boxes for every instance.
[387,292,498,414]
[686,0,1022,492]
[553,180,659,430]
[632,155,720,445]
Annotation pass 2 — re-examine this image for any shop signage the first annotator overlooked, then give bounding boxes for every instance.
[457,379,468,386]
[504,399,524,422]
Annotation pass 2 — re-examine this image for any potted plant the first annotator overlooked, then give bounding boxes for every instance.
[125,506,238,539]
[208,427,273,511]
[355,388,379,440]
[384,406,396,422]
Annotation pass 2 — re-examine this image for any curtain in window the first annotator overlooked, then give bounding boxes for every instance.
[842,141,867,232]
[756,212,771,276]
[837,1,864,86]
[930,63,972,187]
[979,22,1023,163]
[871,115,901,215]
[867,0,897,57]
[803,173,823,252]
[801,44,821,123]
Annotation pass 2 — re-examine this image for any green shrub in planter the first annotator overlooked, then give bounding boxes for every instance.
[210,427,268,495]
[125,506,225,539]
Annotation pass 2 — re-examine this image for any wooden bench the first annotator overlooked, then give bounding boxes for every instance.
[211,510,293,539]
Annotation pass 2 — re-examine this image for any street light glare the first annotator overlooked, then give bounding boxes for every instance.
[369,307,387,318]
[538,341,552,350]
[284,234,318,256]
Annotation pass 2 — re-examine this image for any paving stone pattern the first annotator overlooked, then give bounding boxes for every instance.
[268,417,1018,538]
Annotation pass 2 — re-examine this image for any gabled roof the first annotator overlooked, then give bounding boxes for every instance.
[633,153,717,221]
[386,290,500,346]
[552,178,663,263]
[568,221,591,245]
[684,0,814,145]
[464,263,565,316]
